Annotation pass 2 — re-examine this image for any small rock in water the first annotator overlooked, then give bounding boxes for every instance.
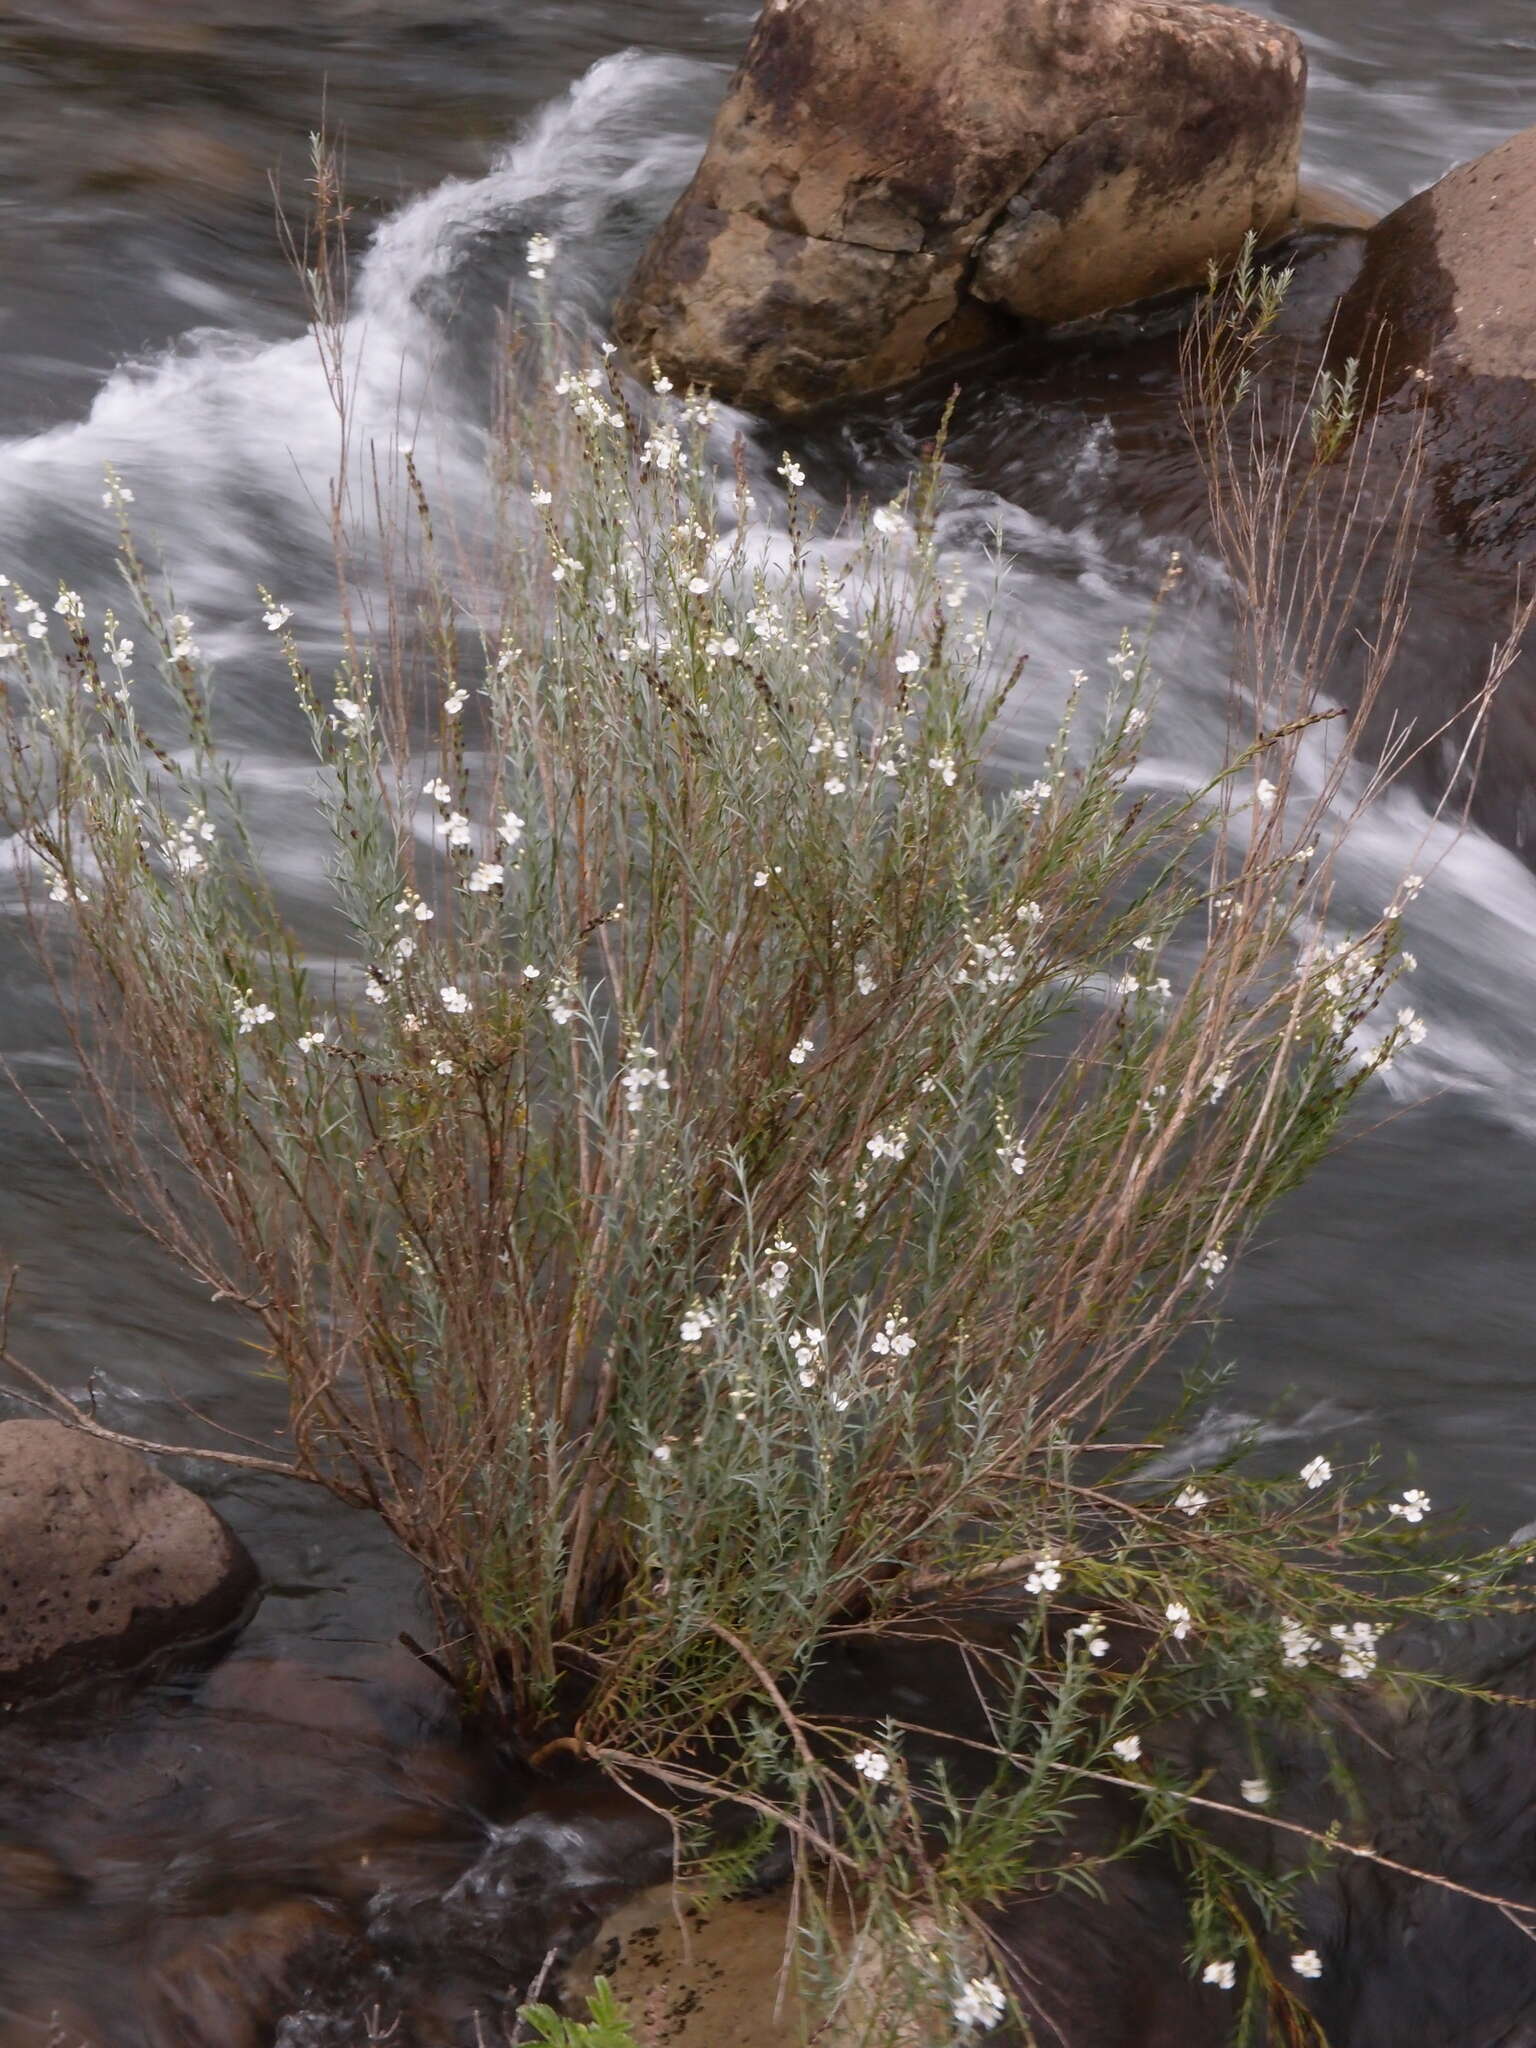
[0,1420,259,1711]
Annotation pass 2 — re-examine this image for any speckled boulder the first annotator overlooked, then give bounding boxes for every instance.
[615,0,1305,416]
[0,1419,258,1708]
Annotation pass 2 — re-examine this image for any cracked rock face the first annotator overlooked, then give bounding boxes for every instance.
[0,1420,259,1709]
[615,0,1305,416]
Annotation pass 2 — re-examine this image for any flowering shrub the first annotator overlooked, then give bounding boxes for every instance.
[0,249,1522,2041]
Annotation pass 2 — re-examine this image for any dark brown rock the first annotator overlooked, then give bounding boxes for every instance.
[0,1420,259,1709]
[615,0,1305,416]
[1333,125,1536,568]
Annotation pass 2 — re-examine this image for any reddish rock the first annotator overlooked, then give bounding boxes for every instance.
[0,1420,258,1709]
[616,0,1305,415]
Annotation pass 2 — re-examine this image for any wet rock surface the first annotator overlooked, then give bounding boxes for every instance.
[7,1598,1536,2044]
[615,0,1305,417]
[0,1421,259,1710]
[1333,123,1536,569]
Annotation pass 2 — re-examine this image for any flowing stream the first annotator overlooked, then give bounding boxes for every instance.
[0,1,1534,2033]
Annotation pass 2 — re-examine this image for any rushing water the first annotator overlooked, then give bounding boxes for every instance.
[0,1,1535,2028]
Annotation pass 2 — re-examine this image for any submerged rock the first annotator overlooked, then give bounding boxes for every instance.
[0,1420,259,1709]
[615,0,1305,417]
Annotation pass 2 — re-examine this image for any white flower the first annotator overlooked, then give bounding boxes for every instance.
[996,1139,1028,1177]
[498,808,525,849]
[855,960,878,997]
[1207,1065,1233,1103]
[1330,1620,1379,1681]
[651,1442,672,1464]
[169,613,199,660]
[851,1747,891,1785]
[525,232,556,279]
[444,812,473,850]
[1389,1487,1431,1524]
[928,753,957,786]
[439,984,472,1015]
[1198,1246,1228,1286]
[26,620,47,640]
[466,861,504,893]
[777,456,806,489]
[1111,1735,1142,1764]
[0,641,19,659]
[432,1057,455,1077]
[546,983,579,1026]
[788,1037,814,1067]
[392,935,416,962]
[687,576,710,596]
[422,777,451,803]
[53,588,84,621]
[1165,1602,1192,1640]
[653,374,674,395]
[1240,1777,1270,1806]
[1174,1486,1209,1515]
[870,1314,915,1360]
[297,1030,327,1053]
[332,697,366,729]
[871,504,903,536]
[443,688,469,716]
[521,963,542,982]
[1068,1617,1110,1658]
[530,486,553,508]
[1012,777,1054,814]
[1396,1006,1428,1047]
[1300,1456,1332,1491]
[1291,1950,1323,1980]
[1024,1555,1062,1595]
[621,1047,670,1115]
[235,996,276,1034]
[894,649,921,676]
[753,870,770,889]
[1255,778,1278,811]
[865,1127,908,1163]
[952,1977,1007,2030]
[262,605,292,632]
[364,972,390,1005]
[1202,1961,1236,1991]
[1280,1618,1320,1669]
[680,1305,715,1345]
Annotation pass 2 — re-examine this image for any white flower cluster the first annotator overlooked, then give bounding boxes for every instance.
[526,232,556,281]
[166,808,215,876]
[235,992,276,1034]
[952,1977,1007,2031]
[869,1312,915,1360]
[1067,1615,1110,1659]
[1329,1620,1379,1681]
[1389,1487,1431,1524]
[1024,1554,1062,1595]
[621,1046,670,1117]
[956,929,1020,991]
[554,366,621,431]
[760,1240,794,1301]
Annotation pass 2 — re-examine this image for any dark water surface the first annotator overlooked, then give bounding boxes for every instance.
[0,0,1535,2031]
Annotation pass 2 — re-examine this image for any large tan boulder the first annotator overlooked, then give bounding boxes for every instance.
[615,0,1305,417]
[0,1419,258,1708]
[1333,126,1536,566]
